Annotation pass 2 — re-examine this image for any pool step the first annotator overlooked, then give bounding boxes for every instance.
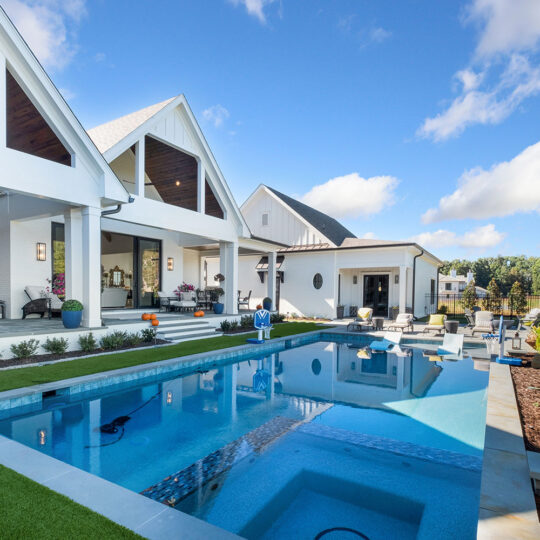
[156,319,220,342]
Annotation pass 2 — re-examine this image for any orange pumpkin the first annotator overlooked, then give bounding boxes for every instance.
[256,304,262,310]
[150,313,157,320]
[194,310,204,317]
[151,319,159,326]
[141,313,151,321]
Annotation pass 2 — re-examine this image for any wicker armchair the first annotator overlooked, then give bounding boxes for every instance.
[22,286,62,319]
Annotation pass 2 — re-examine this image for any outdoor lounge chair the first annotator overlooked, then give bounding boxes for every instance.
[523,308,540,325]
[157,291,178,312]
[22,286,63,319]
[464,308,476,329]
[387,313,414,332]
[175,291,197,312]
[422,313,446,334]
[346,307,373,332]
[369,331,402,352]
[471,311,494,336]
[437,333,464,357]
[238,290,251,311]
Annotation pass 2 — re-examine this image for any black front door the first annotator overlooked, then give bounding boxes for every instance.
[363,275,389,316]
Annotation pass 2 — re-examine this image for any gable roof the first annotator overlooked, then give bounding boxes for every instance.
[87,97,176,153]
[265,186,356,246]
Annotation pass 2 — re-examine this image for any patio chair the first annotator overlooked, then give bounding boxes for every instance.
[437,333,464,357]
[369,331,402,352]
[422,313,446,334]
[157,291,177,312]
[22,286,62,319]
[523,308,540,325]
[387,313,414,333]
[176,291,197,312]
[346,307,373,332]
[238,290,251,311]
[471,311,494,336]
[196,289,211,310]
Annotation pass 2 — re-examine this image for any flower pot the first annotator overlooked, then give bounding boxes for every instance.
[336,306,344,319]
[62,310,82,329]
[213,302,224,314]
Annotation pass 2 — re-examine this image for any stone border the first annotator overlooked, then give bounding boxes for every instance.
[477,361,540,539]
[0,435,240,539]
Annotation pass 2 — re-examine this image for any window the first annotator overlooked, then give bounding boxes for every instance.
[262,213,269,226]
[430,279,436,305]
[313,273,323,289]
[445,283,452,291]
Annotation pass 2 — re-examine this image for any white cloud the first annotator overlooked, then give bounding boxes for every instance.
[301,173,399,219]
[423,140,540,222]
[202,104,230,128]
[361,232,377,239]
[369,26,391,44]
[409,224,505,249]
[467,0,540,58]
[228,0,277,24]
[419,0,540,140]
[337,15,391,47]
[2,0,86,70]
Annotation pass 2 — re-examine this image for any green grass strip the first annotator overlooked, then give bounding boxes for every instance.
[0,464,141,539]
[0,322,330,393]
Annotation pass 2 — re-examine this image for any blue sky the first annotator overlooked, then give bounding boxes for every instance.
[3,0,540,260]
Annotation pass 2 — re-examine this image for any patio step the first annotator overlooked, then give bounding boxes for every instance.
[156,319,220,342]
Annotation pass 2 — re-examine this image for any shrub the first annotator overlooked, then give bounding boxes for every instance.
[78,333,97,353]
[229,321,239,331]
[43,337,69,355]
[220,320,231,332]
[483,278,502,314]
[270,313,285,324]
[460,280,478,311]
[141,328,157,343]
[125,332,142,346]
[100,331,127,350]
[436,305,448,315]
[240,315,254,328]
[10,339,40,359]
[62,299,83,311]
[508,281,527,315]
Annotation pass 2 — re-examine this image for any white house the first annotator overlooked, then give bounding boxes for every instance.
[206,185,442,319]
[0,7,279,330]
[439,269,487,298]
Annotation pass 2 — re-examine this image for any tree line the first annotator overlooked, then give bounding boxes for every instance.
[441,256,540,296]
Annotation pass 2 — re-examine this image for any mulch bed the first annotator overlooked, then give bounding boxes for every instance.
[0,340,169,369]
[511,364,540,452]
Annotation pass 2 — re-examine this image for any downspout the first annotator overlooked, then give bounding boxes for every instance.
[101,196,135,217]
[411,247,424,318]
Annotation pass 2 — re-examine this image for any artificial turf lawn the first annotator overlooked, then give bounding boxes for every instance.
[0,322,331,392]
[0,465,141,539]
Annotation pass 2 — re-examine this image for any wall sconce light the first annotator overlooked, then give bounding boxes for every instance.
[36,242,46,261]
[395,275,399,284]
[352,275,357,285]
[167,257,174,271]
[166,391,173,405]
[512,333,522,350]
[38,429,46,446]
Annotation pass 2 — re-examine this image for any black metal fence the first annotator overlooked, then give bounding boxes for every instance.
[426,294,540,316]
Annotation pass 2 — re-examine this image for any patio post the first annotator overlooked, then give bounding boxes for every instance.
[220,241,238,315]
[399,265,407,314]
[267,251,277,311]
[64,208,83,301]
[197,161,205,214]
[82,206,102,327]
[0,51,5,148]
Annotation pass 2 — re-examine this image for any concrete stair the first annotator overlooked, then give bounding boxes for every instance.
[156,318,221,342]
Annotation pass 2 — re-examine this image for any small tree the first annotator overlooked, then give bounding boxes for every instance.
[483,278,502,314]
[461,280,478,311]
[508,281,527,315]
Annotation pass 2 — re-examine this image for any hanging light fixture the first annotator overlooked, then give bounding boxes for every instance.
[167,257,174,271]
[36,243,46,261]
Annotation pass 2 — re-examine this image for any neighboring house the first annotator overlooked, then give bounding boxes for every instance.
[439,270,487,298]
[206,185,442,319]
[0,7,278,326]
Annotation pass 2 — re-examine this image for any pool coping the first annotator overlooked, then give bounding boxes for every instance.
[476,361,540,539]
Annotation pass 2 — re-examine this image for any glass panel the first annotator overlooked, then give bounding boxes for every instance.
[51,222,65,298]
[138,239,160,307]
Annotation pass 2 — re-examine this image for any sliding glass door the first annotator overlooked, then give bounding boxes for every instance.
[136,238,161,308]
[363,275,389,317]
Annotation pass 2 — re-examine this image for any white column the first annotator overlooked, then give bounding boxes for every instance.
[64,208,83,300]
[399,265,407,314]
[197,161,205,214]
[82,207,102,327]
[0,52,6,148]
[220,241,238,315]
[267,251,277,311]
[135,138,145,198]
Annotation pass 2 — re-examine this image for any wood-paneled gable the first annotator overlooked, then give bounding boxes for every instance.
[205,179,224,219]
[6,69,72,166]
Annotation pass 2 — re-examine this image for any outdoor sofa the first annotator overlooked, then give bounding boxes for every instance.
[422,314,447,334]
[387,313,414,332]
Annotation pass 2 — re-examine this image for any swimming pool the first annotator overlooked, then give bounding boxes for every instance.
[0,333,489,539]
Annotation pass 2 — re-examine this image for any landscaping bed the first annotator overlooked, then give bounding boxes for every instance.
[511,364,540,452]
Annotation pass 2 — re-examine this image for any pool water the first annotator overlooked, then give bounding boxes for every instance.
[0,335,489,539]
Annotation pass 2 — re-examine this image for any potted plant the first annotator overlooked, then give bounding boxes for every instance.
[61,299,83,329]
[262,297,272,311]
[211,288,225,314]
[336,304,344,319]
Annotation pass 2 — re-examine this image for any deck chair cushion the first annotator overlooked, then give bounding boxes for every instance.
[428,314,445,326]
